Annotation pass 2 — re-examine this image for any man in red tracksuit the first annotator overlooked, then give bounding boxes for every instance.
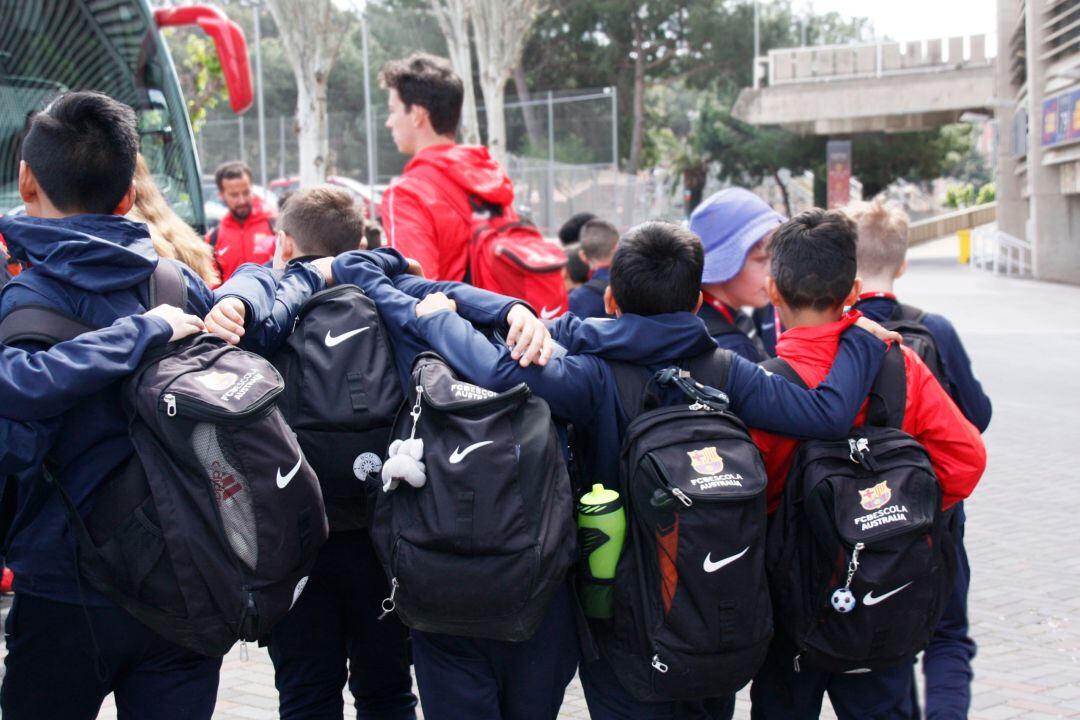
[747,209,987,720]
[206,160,277,283]
[377,53,516,282]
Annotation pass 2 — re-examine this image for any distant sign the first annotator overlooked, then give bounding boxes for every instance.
[826,140,852,209]
[1041,90,1080,148]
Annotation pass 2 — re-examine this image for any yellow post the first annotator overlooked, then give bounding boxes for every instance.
[957,229,971,264]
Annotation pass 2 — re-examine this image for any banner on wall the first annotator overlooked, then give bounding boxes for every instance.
[826,140,852,209]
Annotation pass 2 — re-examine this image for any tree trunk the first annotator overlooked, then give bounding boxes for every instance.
[773,168,792,217]
[684,163,707,215]
[430,0,480,144]
[513,62,543,152]
[294,70,330,186]
[478,72,507,165]
[626,23,646,175]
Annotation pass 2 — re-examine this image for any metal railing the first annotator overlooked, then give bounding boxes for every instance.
[753,33,996,89]
[971,225,1032,278]
[908,202,998,246]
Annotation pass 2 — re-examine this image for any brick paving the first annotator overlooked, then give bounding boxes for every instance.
[9,245,1080,718]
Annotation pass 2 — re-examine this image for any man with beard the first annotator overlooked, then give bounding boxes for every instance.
[207,161,277,283]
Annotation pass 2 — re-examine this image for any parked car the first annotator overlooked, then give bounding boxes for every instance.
[268,175,386,223]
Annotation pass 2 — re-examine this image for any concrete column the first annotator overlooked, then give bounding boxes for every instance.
[995,0,1025,240]
[1026,0,1080,282]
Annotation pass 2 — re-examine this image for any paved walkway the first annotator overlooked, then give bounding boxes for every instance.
[11,250,1080,719]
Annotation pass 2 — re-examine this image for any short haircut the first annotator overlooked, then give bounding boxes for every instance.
[378,53,463,136]
[558,212,597,246]
[21,91,138,215]
[215,161,253,190]
[579,219,619,263]
[278,185,366,258]
[844,197,910,277]
[610,222,703,316]
[565,243,589,284]
[770,208,857,311]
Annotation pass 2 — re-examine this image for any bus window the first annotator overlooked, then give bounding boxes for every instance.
[0,0,205,229]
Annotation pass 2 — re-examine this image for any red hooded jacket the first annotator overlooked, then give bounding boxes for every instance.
[380,144,516,281]
[206,195,277,284]
[752,312,986,515]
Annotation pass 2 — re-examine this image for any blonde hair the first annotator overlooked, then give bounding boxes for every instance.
[844,197,910,278]
[128,155,221,286]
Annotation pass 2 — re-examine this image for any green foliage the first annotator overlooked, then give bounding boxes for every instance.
[976,182,996,205]
[173,32,227,133]
[945,184,976,209]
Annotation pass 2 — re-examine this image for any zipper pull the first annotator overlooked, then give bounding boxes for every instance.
[650,654,669,673]
[793,653,802,673]
[407,386,424,440]
[239,640,249,662]
[378,577,399,620]
[163,393,177,417]
[671,487,693,507]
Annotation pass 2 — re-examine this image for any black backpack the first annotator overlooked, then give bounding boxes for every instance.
[763,346,956,674]
[599,352,773,702]
[0,260,328,657]
[370,353,575,641]
[883,303,948,389]
[270,283,403,531]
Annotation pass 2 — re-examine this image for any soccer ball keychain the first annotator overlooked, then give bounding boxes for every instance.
[830,541,865,614]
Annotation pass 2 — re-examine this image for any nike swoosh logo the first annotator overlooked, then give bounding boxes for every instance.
[324,327,370,347]
[539,306,559,320]
[863,582,912,606]
[448,441,494,464]
[703,546,749,573]
[276,455,303,489]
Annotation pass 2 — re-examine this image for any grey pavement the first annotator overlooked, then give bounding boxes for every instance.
[10,245,1080,718]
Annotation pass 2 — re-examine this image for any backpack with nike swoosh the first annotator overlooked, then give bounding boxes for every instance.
[0,260,328,657]
[763,346,956,673]
[598,351,773,702]
[370,353,576,641]
[270,283,403,531]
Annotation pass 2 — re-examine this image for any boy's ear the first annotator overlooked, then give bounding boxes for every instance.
[845,277,864,308]
[578,249,588,265]
[693,290,703,314]
[603,285,620,317]
[895,259,907,280]
[411,104,430,130]
[113,182,136,216]
[766,276,783,307]
[18,161,38,205]
[278,231,296,264]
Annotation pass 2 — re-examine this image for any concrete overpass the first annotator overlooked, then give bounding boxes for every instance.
[733,35,996,135]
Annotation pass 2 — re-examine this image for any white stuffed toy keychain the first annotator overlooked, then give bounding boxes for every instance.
[382,385,427,492]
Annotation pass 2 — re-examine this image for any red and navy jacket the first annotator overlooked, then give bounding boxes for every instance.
[854,293,992,432]
[331,248,891,495]
[750,313,986,515]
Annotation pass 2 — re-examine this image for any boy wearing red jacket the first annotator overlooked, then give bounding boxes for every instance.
[748,209,986,719]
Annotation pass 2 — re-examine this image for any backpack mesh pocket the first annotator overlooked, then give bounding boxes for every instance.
[191,422,258,571]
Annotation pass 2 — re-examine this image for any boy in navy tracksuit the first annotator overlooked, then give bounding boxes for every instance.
[0,91,326,720]
[847,198,991,720]
[0,306,204,475]
[567,218,618,320]
[689,188,785,362]
[328,221,896,720]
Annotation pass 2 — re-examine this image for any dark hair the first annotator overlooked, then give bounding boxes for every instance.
[215,161,253,190]
[610,222,703,316]
[770,208,857,311]
[21,91,138,214]
[564,243,589,284]
[278,185,366,258]
[579,218,619,262]
[378,53,462,136]
[558,212,597,246]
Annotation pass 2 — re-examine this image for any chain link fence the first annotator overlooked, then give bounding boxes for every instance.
[196,87,682,234]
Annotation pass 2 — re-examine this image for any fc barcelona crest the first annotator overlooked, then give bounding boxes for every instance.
[858,480,892,511]
[687,446,724,476]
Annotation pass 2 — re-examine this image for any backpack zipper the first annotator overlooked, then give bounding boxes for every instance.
[159,385,283,423]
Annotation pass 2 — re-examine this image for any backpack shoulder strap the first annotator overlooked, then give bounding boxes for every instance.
[149,258,188,309]
[865,344,907,429]
[609,361,653,423]
[897,303,927,323]
[683,347,733,394]
[610,347,734,424]
[208,226,220,249]
[0,305,95,346]
[760,356,809,390]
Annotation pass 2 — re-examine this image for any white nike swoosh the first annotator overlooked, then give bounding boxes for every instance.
[703,546,749,573]
[324,327,370,347]
[863,582,912,606]
[539,306,559,320]
[276,455,303,489]
[448,441,494,464]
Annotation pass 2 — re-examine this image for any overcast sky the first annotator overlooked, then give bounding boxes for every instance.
[801,0,998,43]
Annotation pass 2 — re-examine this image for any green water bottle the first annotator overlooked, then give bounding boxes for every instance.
[577,483,626,619]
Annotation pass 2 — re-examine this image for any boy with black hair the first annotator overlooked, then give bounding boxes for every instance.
[847,198,991,720]
[0,90,326,720]
[568,218,618,319]
[746,208,986,719]
[325,220,899,720]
